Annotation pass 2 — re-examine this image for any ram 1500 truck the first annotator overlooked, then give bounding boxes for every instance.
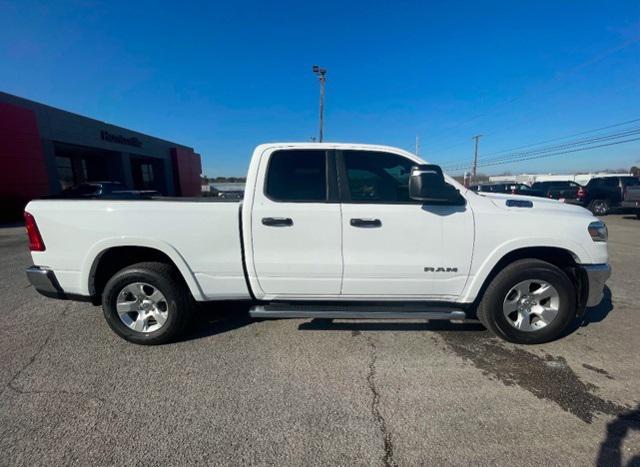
[24,143,611,345]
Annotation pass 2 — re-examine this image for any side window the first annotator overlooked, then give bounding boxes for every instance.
[265,150,327,202]
[342,151,415,202]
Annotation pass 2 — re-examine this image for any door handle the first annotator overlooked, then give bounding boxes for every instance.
[262,217,293,227]
[350,218,382,228]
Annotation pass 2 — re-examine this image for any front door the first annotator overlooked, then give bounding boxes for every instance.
[338,149,474,299]
[250,149,343,296]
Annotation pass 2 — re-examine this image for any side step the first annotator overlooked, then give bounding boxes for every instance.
[249,303,466,320]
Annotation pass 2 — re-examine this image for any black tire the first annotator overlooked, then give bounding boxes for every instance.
[102,261,192,345]
[477,259,576,344]
[588,199,610,216]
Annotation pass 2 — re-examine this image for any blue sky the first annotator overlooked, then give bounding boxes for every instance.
[1,0,639,176]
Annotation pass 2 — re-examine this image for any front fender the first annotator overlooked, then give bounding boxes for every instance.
[459,237,591,303]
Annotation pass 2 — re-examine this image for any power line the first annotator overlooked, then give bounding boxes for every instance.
[474,137,640,170]
[477,117,640,160]
[444,128,640,172]
[425,36,640,157]
[447,137,640,173]
[471,127,640,166]
[442,125,640,169]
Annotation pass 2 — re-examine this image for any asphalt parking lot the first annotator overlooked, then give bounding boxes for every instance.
[1,214,639,466]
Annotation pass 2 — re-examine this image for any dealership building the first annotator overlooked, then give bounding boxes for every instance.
[0,91,202,220]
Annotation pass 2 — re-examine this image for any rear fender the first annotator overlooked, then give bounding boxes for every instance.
[82,237,206,301]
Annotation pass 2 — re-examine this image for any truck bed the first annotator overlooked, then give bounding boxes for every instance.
[25,199,251,300]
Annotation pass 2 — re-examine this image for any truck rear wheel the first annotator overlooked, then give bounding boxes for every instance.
[477,259,576,344]
[102,261,192,345]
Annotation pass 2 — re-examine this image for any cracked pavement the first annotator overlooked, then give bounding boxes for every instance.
[1,215,640,465]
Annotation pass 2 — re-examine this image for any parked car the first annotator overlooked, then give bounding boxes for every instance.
[50,182,159,199]
[562,176,640,215]
[218,191,244,200]
[24,143,610,346]
[621,184,640,219]
[530,180,582,200]
[469,182,545,197]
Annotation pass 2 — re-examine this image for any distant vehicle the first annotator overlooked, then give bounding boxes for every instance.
[217,191,244,200]
[470,183,545,197]
[530,180,582,200]
[25,143,610,346]
[621,185,640,219]
[563,176,640,215]
[50,182,159,199]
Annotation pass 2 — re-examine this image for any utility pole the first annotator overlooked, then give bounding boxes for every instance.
[471,134,482,182]
[312,65,327,142]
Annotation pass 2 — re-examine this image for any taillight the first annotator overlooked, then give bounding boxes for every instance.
[24,211,45,251]
[577,187,587,199]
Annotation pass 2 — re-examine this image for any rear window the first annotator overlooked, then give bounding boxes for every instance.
[265,150,327,202]
[62,184,100,196]
[622,177,640,186]
[531,182,549,188]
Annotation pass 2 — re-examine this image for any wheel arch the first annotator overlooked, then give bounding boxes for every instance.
[461,245,586,312]
[83,239,205,303]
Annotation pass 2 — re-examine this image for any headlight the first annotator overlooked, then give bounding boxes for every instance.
[588,221,608,242]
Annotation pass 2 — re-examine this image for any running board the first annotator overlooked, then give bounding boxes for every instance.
[249,304,467,320]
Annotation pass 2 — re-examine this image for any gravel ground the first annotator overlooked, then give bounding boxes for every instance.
[1,214,639,466]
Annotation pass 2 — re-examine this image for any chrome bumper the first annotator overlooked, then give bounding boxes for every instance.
[581,264,611,307]
[26,266,65,298]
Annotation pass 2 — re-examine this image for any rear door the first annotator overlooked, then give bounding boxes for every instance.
[338,149,474,299]
[249,148,343,296]
[597,178,621,203]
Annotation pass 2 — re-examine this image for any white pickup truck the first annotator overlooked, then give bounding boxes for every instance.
[25,143,611,345]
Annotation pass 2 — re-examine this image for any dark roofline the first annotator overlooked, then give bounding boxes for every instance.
[0,90,194,151]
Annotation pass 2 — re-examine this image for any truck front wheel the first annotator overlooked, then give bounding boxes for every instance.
[102,261,192,345]
[477,259,576,344]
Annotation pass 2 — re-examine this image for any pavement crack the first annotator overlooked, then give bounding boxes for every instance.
[0,302,71,398]
[1,330,52,398]
[365,335,396,467]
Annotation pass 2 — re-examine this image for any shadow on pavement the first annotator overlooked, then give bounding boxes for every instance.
[581,286,614,324]
[596,405,640,467]
[177,301,254,342]
[559,286,613,338]
[177,286,613,341]
[298,319,486,333]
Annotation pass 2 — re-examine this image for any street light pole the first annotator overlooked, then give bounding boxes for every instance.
[471,134,482,182]
[312,65,327,142]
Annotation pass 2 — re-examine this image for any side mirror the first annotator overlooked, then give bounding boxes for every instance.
[409,164,463,204]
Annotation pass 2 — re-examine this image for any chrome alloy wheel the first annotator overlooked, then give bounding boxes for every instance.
[502,279,560,332]
[591,200,608,216]
[116,282,168,333]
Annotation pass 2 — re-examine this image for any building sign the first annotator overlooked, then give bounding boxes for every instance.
[100,130,142,148]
